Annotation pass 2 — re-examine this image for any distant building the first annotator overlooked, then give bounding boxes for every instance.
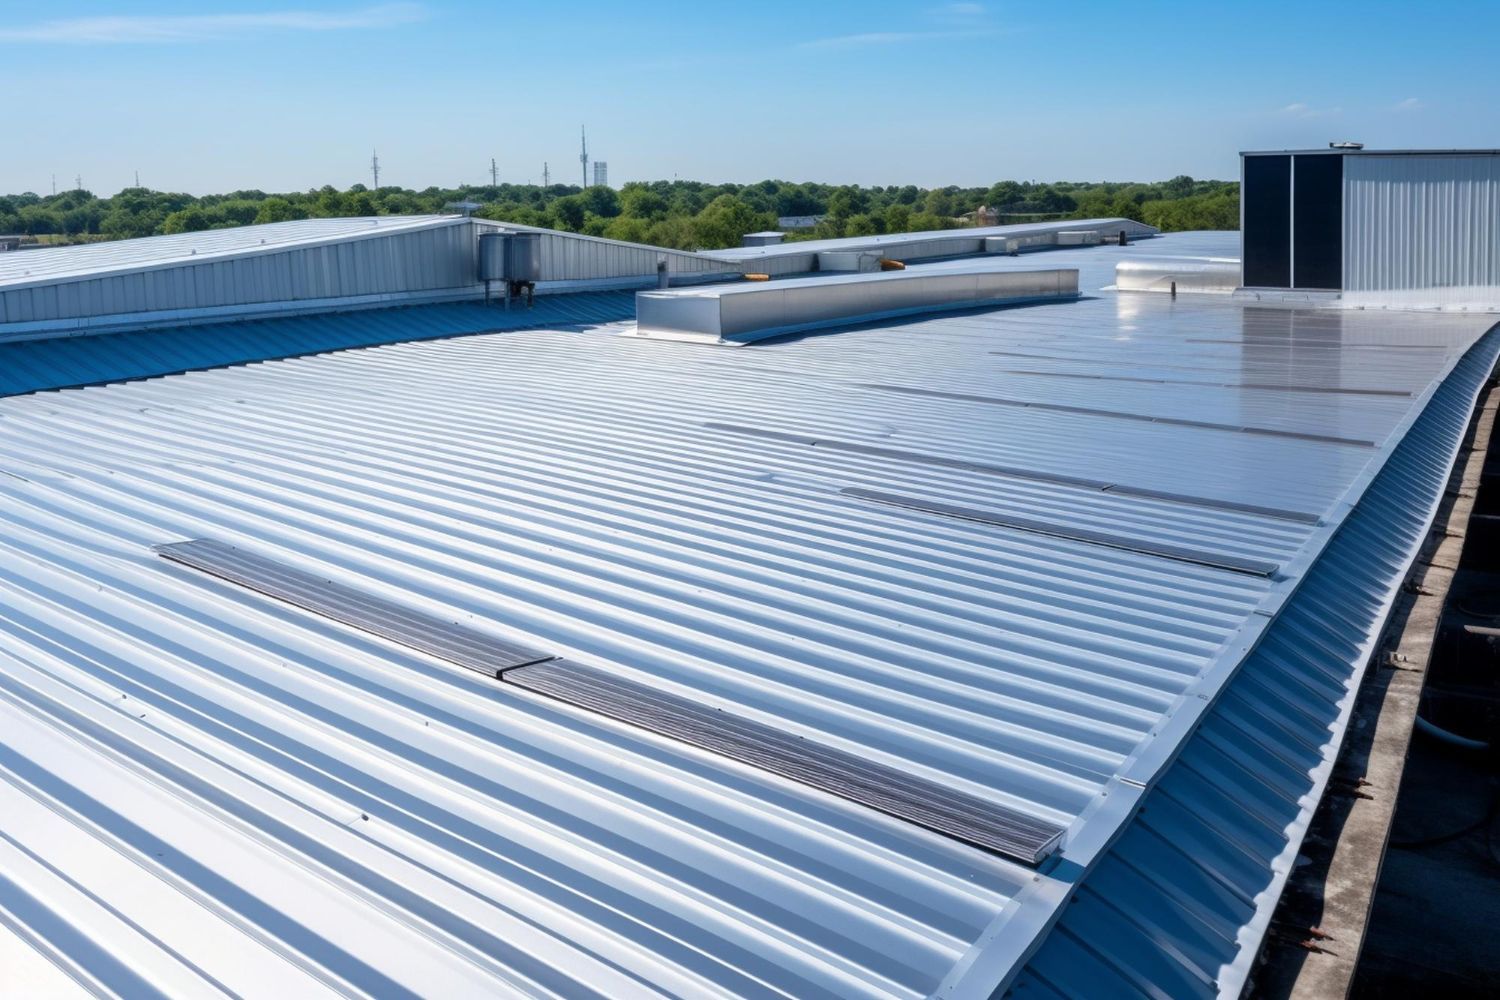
[0,235,24,252]
[740,231,785,248]
[776,214,825,230]
[592,161,609,188]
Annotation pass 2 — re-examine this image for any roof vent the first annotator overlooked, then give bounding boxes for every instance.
[1329,140,1365,150]
[630,266,1080,346]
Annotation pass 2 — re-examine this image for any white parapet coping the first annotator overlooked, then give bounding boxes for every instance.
[627,267,1081,346]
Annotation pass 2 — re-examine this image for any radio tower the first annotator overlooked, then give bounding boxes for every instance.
[371,149,380,190]
[579,125,589,188]
[490,158,498,187]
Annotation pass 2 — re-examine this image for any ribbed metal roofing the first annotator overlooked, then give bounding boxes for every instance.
[1013,324,1500,999]
[0,294,635,398]
[0,216,457,288]
[0,233,1494,997]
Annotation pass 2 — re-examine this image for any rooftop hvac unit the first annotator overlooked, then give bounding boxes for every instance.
[479,230,543,307]
[478,232,509,281]
[505,231,542,282]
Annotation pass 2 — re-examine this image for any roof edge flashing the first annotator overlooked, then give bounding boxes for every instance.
[627,267,1080,346]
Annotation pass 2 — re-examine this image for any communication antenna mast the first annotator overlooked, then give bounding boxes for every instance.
[134,169,140,187]
[491,158,498,187]
[580,125,589,188]
[543,162,550,188]
[371,150,380,190]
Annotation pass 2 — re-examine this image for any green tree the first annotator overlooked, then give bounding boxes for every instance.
[692,194,770,249]
[161,206,211,233]
[549,195,587,231]
[254,198,309,224]
[620,185,668,220]
[580,185,621,218]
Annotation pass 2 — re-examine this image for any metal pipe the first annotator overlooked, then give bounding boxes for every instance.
[1415,714,1490,751]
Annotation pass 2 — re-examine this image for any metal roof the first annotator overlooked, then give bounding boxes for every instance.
[0,232,1495,997]
[0,216,459,290]
[1013,323,1500,999]
[1242,147,1500,157]
[701,218,1155,264]
[0,294,635,398]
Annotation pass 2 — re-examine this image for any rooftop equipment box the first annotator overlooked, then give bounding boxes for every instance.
[1240,148,1500,304]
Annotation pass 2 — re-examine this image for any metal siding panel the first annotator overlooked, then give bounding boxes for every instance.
[1345,154,1500,305]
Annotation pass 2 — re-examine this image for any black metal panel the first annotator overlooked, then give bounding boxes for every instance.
[706,422,1320,523]
[1293,154,1344,290]
[155,538,553,676]
[840,488,1281,577]
[505,659,1067,864]
[858,384,1376,447]
[1243,155,1291,288]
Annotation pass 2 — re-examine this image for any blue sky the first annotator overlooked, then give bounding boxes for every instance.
[2,1,1497,195]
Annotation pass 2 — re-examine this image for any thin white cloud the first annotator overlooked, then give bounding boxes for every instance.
[1391,97,1425,111]
[800,30,975,49]
[804,2,993,49]
[1278,101,1341,119]
[931,2,987,19]
[0,3,426,44]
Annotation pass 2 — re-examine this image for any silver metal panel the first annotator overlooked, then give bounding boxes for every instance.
[1,219,742,338]
[860,383,1378,447]
[0,216,459,288]
[1344,153,1500,307]
[155,537,554,676]
[840,488,1281,577]
[705,423,1322,523]
[0,223,481,335]
[505,660,1066,864]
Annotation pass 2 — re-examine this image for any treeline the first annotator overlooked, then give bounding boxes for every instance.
[0,175,1238,250]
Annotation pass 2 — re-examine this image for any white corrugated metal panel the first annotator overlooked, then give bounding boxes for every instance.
[1,226,476,326]
[0,238,1493,995]
[474,220,741,280]
[0,216,458,288]
[1344,153,1500,307]
[0,220,741,339]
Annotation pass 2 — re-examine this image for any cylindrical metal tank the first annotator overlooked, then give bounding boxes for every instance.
[505,232,542,282]
[478,232,510,281]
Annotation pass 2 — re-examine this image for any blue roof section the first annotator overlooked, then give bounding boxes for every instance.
[1010,323,1500,1000]
[0,292,636,398]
